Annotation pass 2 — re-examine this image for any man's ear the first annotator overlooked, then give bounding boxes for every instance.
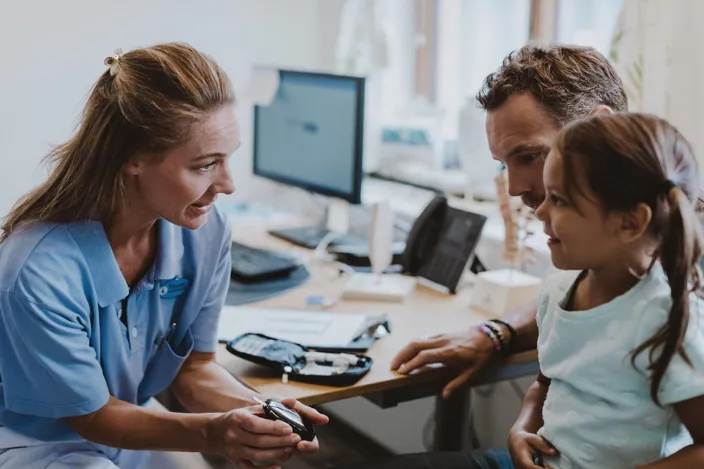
[589,105,614,116]
[616,203,652,243]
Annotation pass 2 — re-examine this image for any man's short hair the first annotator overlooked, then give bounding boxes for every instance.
[476,44,628,126]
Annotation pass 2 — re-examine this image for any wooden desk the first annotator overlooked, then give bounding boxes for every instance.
[217,227,539,450]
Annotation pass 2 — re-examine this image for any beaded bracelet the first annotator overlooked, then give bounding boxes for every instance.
[483,321,506,346]
[477,324,503,352]
[489,319,517,346]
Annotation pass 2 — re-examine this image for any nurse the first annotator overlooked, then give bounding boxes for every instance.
[0,43,328,469]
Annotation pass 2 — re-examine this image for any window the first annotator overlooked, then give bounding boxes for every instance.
[372,0,531,195]
[556,0,624,57]
[371,0,623,196]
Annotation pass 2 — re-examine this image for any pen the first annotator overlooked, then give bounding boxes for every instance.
[159,321,177,348]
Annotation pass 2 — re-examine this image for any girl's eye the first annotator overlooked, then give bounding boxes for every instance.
[551,194,566,207]
[498,162,506,170]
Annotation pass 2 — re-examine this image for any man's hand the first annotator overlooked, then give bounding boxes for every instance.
[390,327,496,399]
[508,429,557,469]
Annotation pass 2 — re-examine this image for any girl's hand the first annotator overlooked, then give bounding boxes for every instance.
[508,429,558,469]
[206,405,301,469]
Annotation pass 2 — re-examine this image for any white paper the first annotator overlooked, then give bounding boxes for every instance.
[217,306,369,348]
[243,67,280,105]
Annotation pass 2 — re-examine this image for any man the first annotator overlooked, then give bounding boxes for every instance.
[346,43,628,469]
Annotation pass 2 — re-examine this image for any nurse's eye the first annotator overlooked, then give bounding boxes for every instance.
[199,161,217,172]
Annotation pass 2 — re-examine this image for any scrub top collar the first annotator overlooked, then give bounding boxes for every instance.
[67,219,185,308]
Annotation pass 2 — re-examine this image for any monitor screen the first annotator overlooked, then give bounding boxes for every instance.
[253,70,365,204]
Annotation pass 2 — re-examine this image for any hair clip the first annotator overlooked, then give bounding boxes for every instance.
[104,48,123,77]
[661,179,680,200]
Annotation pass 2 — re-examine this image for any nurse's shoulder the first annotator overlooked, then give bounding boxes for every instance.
[0,221,96,314]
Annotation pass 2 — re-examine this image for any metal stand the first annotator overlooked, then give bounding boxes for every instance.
[433,386,470,451]
[365,355,540,452]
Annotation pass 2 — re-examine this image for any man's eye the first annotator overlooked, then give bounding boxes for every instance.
[498,162,507,170]
[518,154,538,165]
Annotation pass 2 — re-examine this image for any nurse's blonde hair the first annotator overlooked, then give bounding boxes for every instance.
[1,42,234,242]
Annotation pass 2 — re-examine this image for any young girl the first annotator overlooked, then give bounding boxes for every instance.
[509,113,704,469]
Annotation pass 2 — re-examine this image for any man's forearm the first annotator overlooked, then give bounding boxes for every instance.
[503,300,539,352]
[171,353,261,413]
[66,396,216,452]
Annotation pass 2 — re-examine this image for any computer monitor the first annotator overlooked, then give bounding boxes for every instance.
[253,70,366,248]
[253,69,365,203]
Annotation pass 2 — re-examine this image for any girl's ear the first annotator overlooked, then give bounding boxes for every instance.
[616,203,652,243]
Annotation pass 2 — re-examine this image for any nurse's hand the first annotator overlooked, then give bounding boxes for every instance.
[278,398,329,454]
[207,406,301,469]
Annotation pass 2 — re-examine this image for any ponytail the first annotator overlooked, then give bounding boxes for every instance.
[632,186,703,406]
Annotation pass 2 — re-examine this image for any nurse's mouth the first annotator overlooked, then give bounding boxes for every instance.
[189,201,213,215]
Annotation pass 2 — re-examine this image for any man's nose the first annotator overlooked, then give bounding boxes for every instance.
[506,168,532,197]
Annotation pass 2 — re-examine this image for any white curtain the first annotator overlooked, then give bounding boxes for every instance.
[611,0,704,173]
[335,0,414,173]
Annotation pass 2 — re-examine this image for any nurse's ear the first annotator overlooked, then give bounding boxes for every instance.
[124,154,152,176]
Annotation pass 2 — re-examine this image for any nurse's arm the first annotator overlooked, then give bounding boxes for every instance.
[66,396,216,452]
[171,351,262,411]
[65,395,299,462]
[170,350,329,448]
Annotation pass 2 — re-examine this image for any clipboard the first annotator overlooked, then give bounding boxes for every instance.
[312,314,391,352]
[217,306,391,352]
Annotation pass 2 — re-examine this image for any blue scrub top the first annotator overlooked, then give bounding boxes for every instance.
[0,206,232,451]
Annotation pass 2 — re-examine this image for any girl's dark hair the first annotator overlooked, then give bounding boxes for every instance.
[556,113,703,406]
[1,42,234,242]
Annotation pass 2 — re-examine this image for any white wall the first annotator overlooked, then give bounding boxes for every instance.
[0,0,327,222]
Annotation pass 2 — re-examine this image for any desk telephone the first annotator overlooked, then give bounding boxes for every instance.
[401,196,487,293]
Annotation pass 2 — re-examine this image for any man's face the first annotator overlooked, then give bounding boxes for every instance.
[486,93,560,210]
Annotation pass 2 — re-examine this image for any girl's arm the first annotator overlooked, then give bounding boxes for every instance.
[635,394,704,469]
[511,372,551,434]
[508,372,558,469]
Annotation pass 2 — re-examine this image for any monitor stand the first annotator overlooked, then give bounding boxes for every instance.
[268,198,363,249]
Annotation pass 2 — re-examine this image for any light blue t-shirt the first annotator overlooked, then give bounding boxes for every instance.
[537,266,704,469]
[0,206,232,459]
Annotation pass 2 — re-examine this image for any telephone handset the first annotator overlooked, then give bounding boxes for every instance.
[401,195,487,293]
[401,196,448,275]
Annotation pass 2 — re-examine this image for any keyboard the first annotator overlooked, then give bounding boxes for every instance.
[267,226,364,249]
[231,241,299,283]
[268,212,413,249]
